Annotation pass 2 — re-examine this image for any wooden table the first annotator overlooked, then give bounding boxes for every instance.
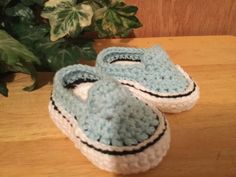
[0,36,236,177]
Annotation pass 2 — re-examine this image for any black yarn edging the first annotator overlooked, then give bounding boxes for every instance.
[62,67,196,98]
[78,121,167,156]
[65,78,97,89]
[50,98,74,128]
[109,58,197,98]
[110,58,141,64]
[122,82,196,98]
[50,97,167,156]
[63,77,196,98]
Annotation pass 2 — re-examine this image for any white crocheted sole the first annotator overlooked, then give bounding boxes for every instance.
[48,100,170,174]
[117,65,200,113]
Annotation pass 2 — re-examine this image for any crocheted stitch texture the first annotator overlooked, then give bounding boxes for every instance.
[52,64,159,147]
[96,45,189,94]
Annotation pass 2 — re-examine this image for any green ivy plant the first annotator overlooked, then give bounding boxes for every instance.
[0,0,142,96]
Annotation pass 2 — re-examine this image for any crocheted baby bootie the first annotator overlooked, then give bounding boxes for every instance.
[48,64,170,174]
[96,45,199,113]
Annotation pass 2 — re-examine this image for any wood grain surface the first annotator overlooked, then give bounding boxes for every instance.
[0,36,236,177]
[126,0,236,37]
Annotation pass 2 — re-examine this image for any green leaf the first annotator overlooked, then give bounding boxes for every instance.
[86,0,111,9]
[94,1,142,37]
[116,5,138,16]
[41,0,93,41]
[37,38,96,71]
[0,63,9,74]
[76,41,97,60]
[0,0,12,8]
[5,3,34,23]
[19,59,38,91]
[9,23,49,50]
[0,30,40,65]
[2,22,49,71]
[21,0,45,6]
[47,47,80,71]
[0,30,40,91]
[0,82,8,97]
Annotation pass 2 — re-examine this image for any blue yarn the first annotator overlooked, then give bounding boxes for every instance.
[96,45,189,93]
[52,64,159,147]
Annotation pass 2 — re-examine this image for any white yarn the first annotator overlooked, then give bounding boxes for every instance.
[73,83,93,100]
[48,101,170,174]
[119,65,200,113]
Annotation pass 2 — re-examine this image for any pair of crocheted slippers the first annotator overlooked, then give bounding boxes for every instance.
[49,45,199,174]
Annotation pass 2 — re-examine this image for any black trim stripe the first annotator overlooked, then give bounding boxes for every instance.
[62,72,196,99]
[78,120,167,156]
[65,78,97,89]
[122,82,196,98]
[50,97,168,156]
[110,58,141,64]
[109,58,197,98]
[50,97,73,128]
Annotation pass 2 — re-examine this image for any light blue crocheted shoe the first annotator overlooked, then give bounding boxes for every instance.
[48,64,170,174]
[96,45,199,113]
